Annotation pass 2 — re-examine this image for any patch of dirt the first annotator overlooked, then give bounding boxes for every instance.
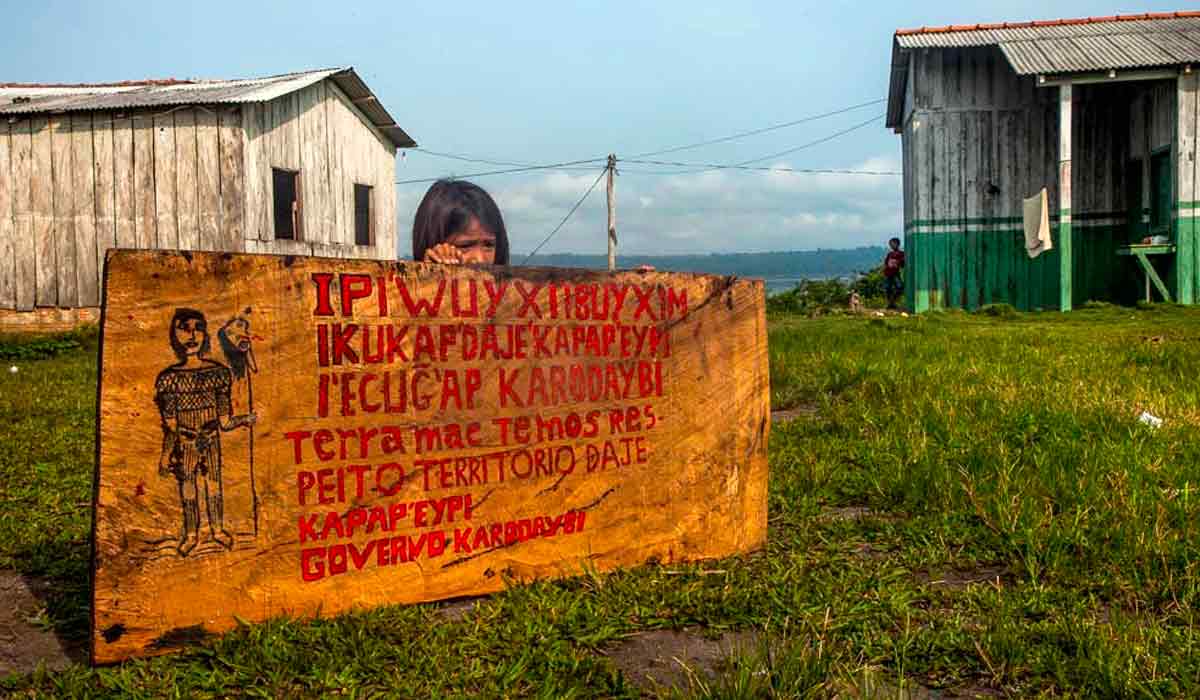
[603,628,759,693]
[838,669,1003,699]
[435,597,484,623]
[822,506,877,521]
[914,565,1012,591]
[0,571,82,676]
[771,404,819,423]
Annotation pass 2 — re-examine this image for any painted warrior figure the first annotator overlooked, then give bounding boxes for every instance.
[218,312,260,536]
[155,308,256,556]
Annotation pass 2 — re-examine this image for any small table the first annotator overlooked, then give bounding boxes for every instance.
[1116,243,1175,302]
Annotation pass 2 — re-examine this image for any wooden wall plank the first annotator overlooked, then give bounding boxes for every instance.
[992,110,1012,305]
[31,118,55,306]
[72,113,98,306]
[94,113,116,286]
[913,113,931,312]
[133,113,156,249]
[962,114,979,309]
[298,84,327,244]
[1177,73,1198,304]
[196,108,221,251]
[946,111,963,307]
[11,120,35,311]
[175,109,199,250]
[326,89,345,247]
[241,104,264,241]
[153,112,178,249]
[218,107,245,251]
[113,115,136,250]
[51,116,77,307]
[0,122,13,309]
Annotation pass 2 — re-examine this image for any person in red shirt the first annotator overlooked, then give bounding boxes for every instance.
[883,237,906,309]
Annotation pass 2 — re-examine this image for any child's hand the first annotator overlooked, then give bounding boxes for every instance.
[425,243,465,265]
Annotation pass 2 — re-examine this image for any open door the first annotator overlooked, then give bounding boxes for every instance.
[1126,158,1143,243]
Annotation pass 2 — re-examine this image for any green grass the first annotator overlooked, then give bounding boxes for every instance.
[4,307,1200,697]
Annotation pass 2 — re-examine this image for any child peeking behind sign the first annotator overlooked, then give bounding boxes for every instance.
[412,179,510,266]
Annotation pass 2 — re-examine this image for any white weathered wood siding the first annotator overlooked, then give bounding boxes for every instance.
[902,47,1062,234]
[0,76,399,312]
[241,81,397,260]
[0,106,246,310]
[899,45,1193,309]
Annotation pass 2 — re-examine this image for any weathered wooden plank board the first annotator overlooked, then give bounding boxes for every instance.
[175,109,199,251]
[112,115,136,250]
[154,112,178,250]
[0,122,13,309]
[51,116,77,307]
[11,120,35,311]
[218,108,244,251]
[325,89,345,246]
[947,111,964,308]
[912,113,931,312]
[32,118,56,307]
[93,252,770,663]
[94,113,117,280]
[196,108,221,251]
[132,114,156,249]
[72,113,99,307]
[240,104,265,241]
[1177,73,1198,304]
[298,84,326,245]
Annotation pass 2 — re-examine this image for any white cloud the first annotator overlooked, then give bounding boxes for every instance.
[395,153,903,256]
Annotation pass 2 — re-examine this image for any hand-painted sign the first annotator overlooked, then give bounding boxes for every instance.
[91,250,769,663]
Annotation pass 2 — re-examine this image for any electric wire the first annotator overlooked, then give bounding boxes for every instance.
[395,158,607,185]
[627,98,885,159]
[619,159,899,176]
[520,167,609,264]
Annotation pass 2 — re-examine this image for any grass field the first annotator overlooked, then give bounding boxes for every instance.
[3,305,1200,697]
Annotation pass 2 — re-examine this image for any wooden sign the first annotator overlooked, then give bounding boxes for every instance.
[92,250,769,664]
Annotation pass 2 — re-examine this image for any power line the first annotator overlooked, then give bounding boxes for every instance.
[628,98,886,159]
[411,148,530,168]
[521,167,609,264]
[619,158,899,176]
[733,113,884,166]
[395,157,607,185]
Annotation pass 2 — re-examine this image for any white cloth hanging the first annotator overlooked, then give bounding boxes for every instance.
[1023,188,1052,259]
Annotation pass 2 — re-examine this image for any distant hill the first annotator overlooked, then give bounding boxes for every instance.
[524,247,886,280]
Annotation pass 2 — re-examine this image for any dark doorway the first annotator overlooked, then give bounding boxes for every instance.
[273,169,301,240]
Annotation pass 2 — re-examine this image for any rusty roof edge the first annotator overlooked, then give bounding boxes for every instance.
[895,10,1200,37]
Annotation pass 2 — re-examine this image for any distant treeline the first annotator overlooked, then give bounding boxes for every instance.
[523,246,887,278]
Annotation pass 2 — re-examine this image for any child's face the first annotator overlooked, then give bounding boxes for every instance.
[446,217,497,264]
[889,239,900,251]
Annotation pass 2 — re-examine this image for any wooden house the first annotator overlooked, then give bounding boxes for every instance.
[887,12,1200,312]
[0,67,415,329]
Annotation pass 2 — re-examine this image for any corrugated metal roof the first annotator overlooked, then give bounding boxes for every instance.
[886,12,1200,128]
[895,12,1200,47]
[1000,29,1200,74]
[0,67,416,148]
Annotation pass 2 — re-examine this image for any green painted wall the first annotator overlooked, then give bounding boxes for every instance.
[902,215,1162,312]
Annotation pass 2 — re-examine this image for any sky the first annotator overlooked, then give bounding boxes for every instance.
[4,1,1190,256]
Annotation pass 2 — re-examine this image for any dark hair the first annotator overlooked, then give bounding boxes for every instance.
[169,308,210,361]
[889,237,901,246]
[412,179,509,264]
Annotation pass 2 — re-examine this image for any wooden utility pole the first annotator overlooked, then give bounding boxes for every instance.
[606,154,617,271]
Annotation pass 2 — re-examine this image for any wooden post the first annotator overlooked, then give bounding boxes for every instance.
[1058,83,1073,312]
[606,154,616,271]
